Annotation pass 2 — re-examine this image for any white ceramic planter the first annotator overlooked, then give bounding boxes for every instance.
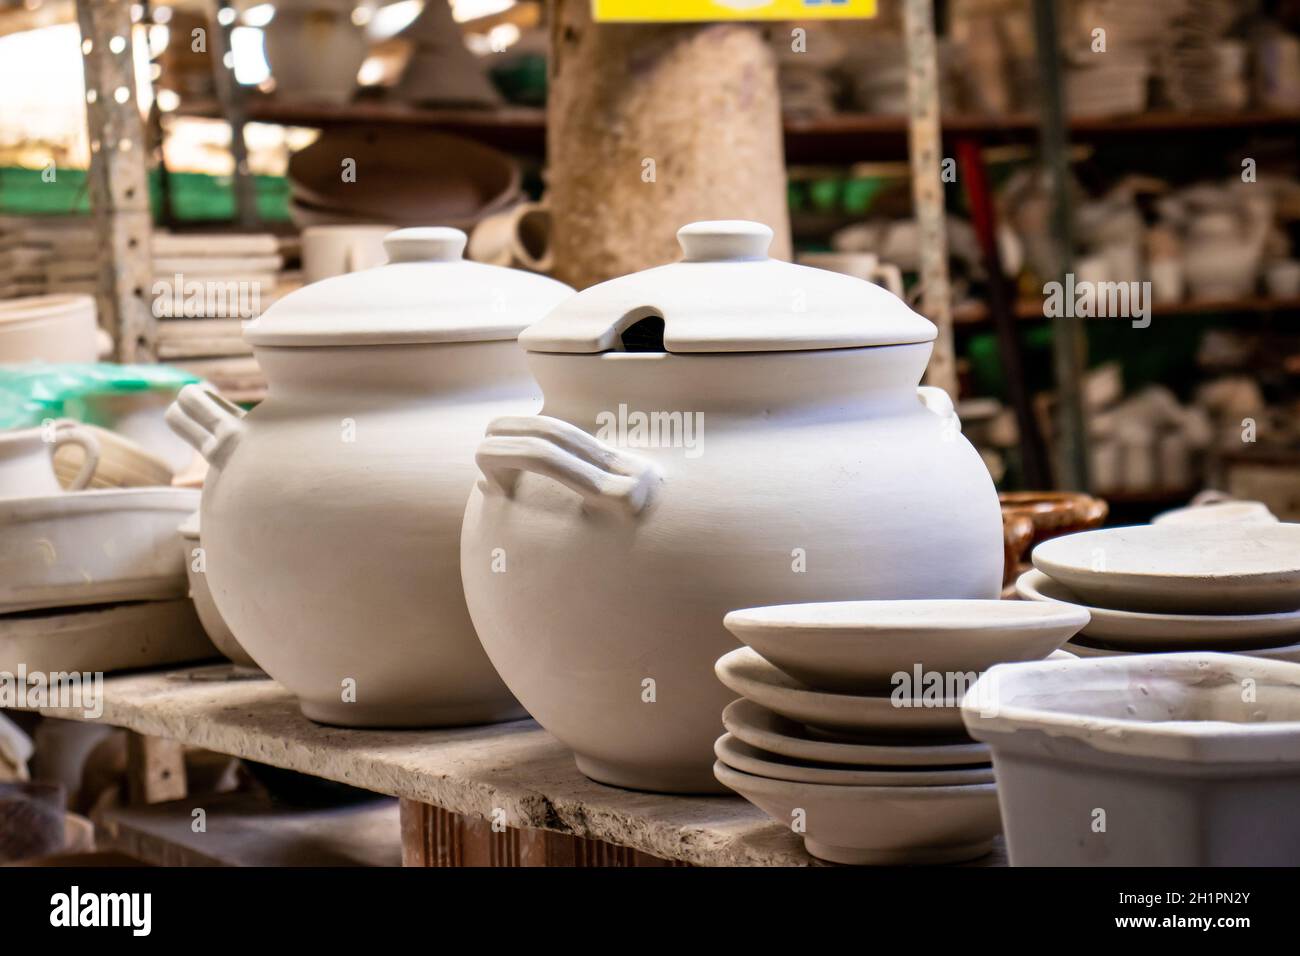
[167,228,573,727]
[461,221,1003,792]
[962,652,1300,866]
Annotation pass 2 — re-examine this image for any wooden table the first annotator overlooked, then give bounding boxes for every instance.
[15,665,820,866]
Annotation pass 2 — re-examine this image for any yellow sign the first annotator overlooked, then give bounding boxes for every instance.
[593,0,877,22]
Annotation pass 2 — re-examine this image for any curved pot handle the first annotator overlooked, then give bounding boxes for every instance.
[917,385,960,425]
[476,415,659,518]
[165,385,246,470]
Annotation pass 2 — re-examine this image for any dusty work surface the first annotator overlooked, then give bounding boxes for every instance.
[22,665,821,866]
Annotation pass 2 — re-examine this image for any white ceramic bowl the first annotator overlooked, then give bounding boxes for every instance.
[1031,523,1300,614]
[1065,636,1300,663]
[1017,568,1300,649]
[714,761,1001,865]
[722,698,991,767]
[723,599,1088,692]
[714,733,993,786]
[715,646,967,738]
[0,487,199,613]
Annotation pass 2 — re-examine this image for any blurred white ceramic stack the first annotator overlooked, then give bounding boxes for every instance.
[0,217,95,300]
[1017,516,1300,661]
[712,599,1088,864]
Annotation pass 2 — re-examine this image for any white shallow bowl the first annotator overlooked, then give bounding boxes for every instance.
[722,698,992,767]
[1065,636,1300,663]
[1153,501,1277,526]
[714,761,1001,865]
[1017,569,1300,649]
[723,599,1088,692]
[714,733,993,786]
[0,487,199,613]
[1032,522,1300,614]
[715,646,967,739]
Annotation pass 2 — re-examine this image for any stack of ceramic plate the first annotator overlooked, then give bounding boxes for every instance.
[1017,519,1300,660]
[712,599,1089,865]
[0,217,95,300]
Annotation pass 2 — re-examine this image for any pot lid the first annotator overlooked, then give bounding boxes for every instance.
[518,221,936,354]
[243,227,574,348]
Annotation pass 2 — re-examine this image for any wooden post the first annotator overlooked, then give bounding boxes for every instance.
[547,0,792,290]
[76,0,155,362]
[903,0,957,397]
[125,733,187,805]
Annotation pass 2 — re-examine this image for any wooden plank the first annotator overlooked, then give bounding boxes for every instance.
[125,733,187,805]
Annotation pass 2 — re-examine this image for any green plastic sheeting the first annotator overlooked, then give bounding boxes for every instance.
[0,363,200,430]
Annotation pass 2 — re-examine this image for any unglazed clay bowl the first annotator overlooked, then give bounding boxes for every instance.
[1153,500,1278,526]
[962,652,1300,866]
[714,761,1001,865]
[721,699,991,767]
[1032,523,1300,614]
[1017,569,1300,650]
[723,599,1089,693]
[1065,635,1300,663]
[999,490,1109,543]
[714,733,993,786]
[715,646,967,738]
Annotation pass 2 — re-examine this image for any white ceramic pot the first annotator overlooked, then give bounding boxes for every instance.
[0,294,99,364]
[262,8,367,105]
[963,653,1300,866]
[0,423,100,497]
[166,228,574,727]
[178,512,258,669]
[461,221,1004,792]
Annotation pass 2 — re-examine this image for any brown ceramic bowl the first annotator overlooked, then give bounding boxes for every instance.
[999,491,1109,544]
[1001,512,1036,588]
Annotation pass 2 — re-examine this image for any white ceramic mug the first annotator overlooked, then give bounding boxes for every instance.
[0,422,101,497]
[301,225,394,284]
[796,251,905,297]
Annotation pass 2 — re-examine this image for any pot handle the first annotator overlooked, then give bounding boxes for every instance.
[476,415,659,518]
[50,420,102,490]
[165,385,246,470]
[917,385,960,425]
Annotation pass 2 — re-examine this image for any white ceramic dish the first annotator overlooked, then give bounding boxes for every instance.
[0,600,216,674]
[1017,569,1300,649]
[1032,523,1300,614]
[1064,636,1300,663]
[715,646,967,738]
[1153,500,1277,526]
[714,761,1001,865]
[963,652,1300,865]
[0,487,199,613]
[723,599,1088,692]
[714,733,993,786]
[721,698,991,767]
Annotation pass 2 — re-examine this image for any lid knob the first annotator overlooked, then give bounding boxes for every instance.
[383,227,467,263]
[677,220,773,262]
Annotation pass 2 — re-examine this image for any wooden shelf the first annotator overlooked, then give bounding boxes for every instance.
[176,98,1300,162]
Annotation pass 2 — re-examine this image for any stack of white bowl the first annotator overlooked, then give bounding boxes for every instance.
[712,599,1089,865]
[1017,504,1300,661]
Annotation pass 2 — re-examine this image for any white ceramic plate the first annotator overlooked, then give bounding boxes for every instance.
[0,487,199,613]
[1031,523,1300,614]
[714,761,1001,865]
[723,599,1088,693]
[1017,569,1300,649]
[714,733,994,787]
[715,646,967,738]
[1066,636,1300,663]
[722,698,992,767]
[1153,501,1277,527]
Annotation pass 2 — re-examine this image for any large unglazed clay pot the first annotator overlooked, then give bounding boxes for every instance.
[166,228,573,727]
[460,221,1004,792]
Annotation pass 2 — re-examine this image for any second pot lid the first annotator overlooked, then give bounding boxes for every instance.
[243,227,574,348]
[518,220,936,354]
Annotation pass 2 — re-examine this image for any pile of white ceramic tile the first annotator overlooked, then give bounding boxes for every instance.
[711,599,1088,865]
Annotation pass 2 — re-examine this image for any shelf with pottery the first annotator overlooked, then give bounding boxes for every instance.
[7,665,858,867]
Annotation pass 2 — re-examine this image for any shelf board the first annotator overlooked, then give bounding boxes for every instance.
[176,99,1300,162]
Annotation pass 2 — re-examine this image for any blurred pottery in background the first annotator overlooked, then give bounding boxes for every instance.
[0,295,99,364]
[467,202,553,273]
[52,423,173,491]
[301,224,394,284]
[262,6,367,105]
[795,251,905,297]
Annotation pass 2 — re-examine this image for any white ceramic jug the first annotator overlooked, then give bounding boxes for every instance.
[166,228,574,727]
[0,422,100,497]
[461,221,1004,792]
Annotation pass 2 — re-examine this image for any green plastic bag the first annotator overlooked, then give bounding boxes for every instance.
[0,363,200,431]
